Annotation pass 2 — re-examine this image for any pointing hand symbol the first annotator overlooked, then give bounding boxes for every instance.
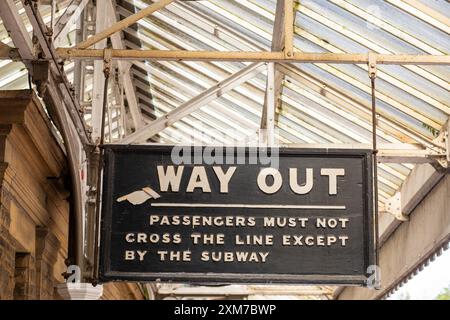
[117,187,160,205]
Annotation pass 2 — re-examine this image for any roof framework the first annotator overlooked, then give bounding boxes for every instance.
[0,0,449,300]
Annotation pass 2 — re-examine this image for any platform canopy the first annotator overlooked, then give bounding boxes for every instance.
[0,0,448,300]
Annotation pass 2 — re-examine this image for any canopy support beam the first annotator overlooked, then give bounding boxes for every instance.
[261,0,292,145]
[54,49,450,65]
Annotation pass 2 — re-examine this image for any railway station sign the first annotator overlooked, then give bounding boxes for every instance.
[99,145,376,285]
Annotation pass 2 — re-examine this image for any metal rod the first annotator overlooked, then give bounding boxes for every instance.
[106,76,113,142]
[92,67,110,284]
[28,72,32,90]
[371,75,380,287]
[372,78,377,153]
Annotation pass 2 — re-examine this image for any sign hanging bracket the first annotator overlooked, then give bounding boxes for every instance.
[103,48,113,79]
[91,47,113,285]
[368,51,380,283]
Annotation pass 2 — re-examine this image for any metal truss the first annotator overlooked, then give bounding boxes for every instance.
[0,0,449,295]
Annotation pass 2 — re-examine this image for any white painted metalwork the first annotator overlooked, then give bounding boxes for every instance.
[0,0,449,300]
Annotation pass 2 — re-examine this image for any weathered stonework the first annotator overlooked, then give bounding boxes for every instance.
[13,253,36,300]
[0,90,144,300]
[35,227,60,299]
[0,161,14,299]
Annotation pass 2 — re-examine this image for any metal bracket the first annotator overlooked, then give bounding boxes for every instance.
[434,157,449,171]
[30,60,50,97]
[384,192,408,221]
[368,52,377,79]
[103,48,113,78]
[431,120,449,170]
[0,42,20,60]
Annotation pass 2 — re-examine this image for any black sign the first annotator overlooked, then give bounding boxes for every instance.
[99,145,376,285]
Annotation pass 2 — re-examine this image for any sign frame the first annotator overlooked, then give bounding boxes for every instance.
[99,145,377,286]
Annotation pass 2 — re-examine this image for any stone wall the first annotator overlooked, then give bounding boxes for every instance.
[0,90,144,300]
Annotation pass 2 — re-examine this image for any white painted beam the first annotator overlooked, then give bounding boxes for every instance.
[265,62,275,146]
[106,0,143,131]
[91,0,109,142]
[284,0,294,58]
[53,0,90,47]
[282,143,445,164]
[260,0,287,137]
[272,0,286,51]
[0,0,34,60]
